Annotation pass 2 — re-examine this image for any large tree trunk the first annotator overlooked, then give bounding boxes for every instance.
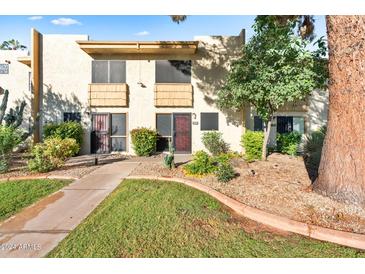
[262,119,272,160]
[314,16,365,206]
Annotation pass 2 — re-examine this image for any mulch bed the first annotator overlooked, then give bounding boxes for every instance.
[130,153,365,234]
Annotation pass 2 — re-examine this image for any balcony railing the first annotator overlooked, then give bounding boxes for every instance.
[154,83,193,107]
[88,83,128,107]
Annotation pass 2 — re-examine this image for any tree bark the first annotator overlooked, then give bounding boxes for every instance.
[314,16,365,206]
[262,119,272,160]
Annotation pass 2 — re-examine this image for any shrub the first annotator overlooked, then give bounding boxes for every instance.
[183,150,216,176]
[241,130,264,161]
[163,139,175,169]
[201,131,229,156]
[277,131,302,156]
[130,127,158,156]
[0,125,21,173]
[44,121,83,147]
[214,155,235,183]
[303,126,327,180]
[28,137,80,172]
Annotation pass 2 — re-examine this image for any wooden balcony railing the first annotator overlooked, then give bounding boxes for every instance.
[154,83,193,107]
[88,83,128,107]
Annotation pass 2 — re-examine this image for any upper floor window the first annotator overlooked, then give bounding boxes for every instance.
[155,60,191,83]
[92,60,126,83]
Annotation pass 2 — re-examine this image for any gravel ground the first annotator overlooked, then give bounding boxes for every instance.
[130,153,365,234]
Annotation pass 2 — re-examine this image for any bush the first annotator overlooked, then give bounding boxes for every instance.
[183,150,216,176]
[241,130,264,161]
[277,131,302,156]
[201,131,229,156]
[44,121,83,147]
[214,155,235,183]
[303,126,326,180]
[0,125,21,173]
[28,137,80,172]
[130,127,158,156]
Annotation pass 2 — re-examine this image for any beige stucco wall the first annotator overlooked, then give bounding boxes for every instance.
[40,34,92,153]
[38,31,245,154]
[0,50,32,131]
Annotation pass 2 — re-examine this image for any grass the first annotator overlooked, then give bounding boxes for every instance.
[0,179,71,222]
[48,179,365,258]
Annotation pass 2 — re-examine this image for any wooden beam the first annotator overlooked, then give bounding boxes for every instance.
[31,28,41,143]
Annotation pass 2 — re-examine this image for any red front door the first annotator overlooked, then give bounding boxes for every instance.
[173,113,191,153]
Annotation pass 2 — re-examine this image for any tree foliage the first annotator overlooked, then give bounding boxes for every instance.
[0,39,27,50]
[217,16,328,159]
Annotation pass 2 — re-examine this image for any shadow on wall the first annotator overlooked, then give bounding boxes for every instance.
[41,84,89,125]
[193,36,244,127]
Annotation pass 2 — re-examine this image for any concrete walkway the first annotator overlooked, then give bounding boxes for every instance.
[0,161,139,258]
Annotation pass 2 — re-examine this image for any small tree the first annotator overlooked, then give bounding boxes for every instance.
[217,17,327,160]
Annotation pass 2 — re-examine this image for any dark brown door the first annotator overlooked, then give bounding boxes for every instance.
[173,113,191,154]
[91,113,110,153]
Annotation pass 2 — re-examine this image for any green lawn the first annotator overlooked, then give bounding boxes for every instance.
[0,179,71,222]
[48,179,365,258]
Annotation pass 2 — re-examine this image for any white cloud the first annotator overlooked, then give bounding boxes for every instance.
[134,30,150,36]
[51,17,82,26]
[28,16,43,20]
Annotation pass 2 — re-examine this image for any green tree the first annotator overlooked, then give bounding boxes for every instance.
[0,39,26,50]
[217,17,327,160]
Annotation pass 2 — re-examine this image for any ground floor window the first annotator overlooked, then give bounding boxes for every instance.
[64,112,81,122]
[91,113,127,153]
[254,115,305,135]
[111,114,127,152]
[156,113,172,151]
[200,112,219,131]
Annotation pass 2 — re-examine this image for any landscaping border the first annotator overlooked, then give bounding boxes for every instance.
[0,174,78,182]
[127,175,365,250]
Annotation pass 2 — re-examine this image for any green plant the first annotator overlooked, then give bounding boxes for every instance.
[303,126,327,180]
[277,131,302,156]
[130,127,158,156]
[28,137,80,172]
[217,17,327,160]
[241,130,264,162]
[214,155,235,183]
[44,121,83,148]
[163,139,175,169]
[201,131,229,156]
[0,125,21,173]
[183,150,216,176]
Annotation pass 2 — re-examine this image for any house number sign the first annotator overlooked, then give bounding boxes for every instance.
[0,64,9,74]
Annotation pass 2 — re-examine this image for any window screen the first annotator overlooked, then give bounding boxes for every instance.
[64,112,81,122]
[156,113,172,151]
[110,113,127,152]
[92,60,126,83]
[254,116,263,131]
[92,61,108,83]
[156,114,172,136]
[111,114,126,136]
[155,60,191,83]
[109,61,126,83]
[293,117,305,134]
[201,113,219,131]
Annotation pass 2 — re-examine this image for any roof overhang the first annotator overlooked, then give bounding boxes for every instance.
[17,56,31,67]
[76,41,199,55]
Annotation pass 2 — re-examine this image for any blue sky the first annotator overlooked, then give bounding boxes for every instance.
[0,15,326,48]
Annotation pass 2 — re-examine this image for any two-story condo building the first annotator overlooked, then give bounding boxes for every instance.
[0,28,328,155]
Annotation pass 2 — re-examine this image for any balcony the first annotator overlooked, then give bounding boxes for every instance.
[88,83,128,107]
[154,84,193,107]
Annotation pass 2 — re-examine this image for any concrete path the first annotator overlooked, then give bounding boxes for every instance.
[0,161,139,258]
